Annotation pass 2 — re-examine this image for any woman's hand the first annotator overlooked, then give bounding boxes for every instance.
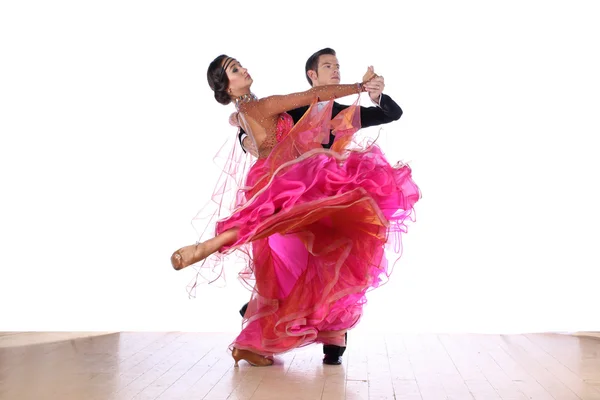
[362,66,378,83]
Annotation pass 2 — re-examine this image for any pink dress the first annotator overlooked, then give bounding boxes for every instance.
[195,98,420,356]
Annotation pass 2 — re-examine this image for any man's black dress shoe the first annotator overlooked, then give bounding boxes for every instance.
[323,354,342,365]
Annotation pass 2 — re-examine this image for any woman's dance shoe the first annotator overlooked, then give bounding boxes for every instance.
[170,243,207,270]
[231,348,273,367]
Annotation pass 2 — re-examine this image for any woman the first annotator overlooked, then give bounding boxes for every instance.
[172,55,420,367]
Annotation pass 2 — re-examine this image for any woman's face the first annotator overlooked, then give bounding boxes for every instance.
[224,58,253,95]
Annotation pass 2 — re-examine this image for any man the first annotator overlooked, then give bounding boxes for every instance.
[238,47,402,155]
[235,48,403,365]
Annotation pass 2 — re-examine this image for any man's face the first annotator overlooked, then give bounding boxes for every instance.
[312,54,340,86]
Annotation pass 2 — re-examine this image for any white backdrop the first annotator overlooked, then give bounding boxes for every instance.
[1,0,598,334]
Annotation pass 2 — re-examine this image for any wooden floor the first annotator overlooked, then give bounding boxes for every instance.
[1,331,599,400]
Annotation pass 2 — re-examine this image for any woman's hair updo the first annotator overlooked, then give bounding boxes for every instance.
[207,54,234,105]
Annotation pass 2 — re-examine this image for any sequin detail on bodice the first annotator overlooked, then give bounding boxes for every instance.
[276,112,294,142]
[258,112,294,158]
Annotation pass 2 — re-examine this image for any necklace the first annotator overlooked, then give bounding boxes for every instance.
[235,93,258,109]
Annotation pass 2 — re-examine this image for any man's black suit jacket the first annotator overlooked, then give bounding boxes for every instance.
[238,94,403,150]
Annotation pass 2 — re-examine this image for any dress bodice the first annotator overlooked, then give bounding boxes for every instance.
[257,112,294,158]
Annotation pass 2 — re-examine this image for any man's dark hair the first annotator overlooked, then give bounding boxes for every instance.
[305,48,336,86]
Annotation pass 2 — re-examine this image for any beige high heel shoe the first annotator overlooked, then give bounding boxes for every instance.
[170,243,208,270]
[231,348,273,367]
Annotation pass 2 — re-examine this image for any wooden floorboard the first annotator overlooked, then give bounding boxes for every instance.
[1,331,599,399]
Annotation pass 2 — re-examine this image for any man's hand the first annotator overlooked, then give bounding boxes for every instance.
[363,76,385,104]
[242,135,258,158]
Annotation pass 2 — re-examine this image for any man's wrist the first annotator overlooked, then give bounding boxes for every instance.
[370,93,382,107]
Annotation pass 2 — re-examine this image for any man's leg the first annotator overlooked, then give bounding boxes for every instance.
[323,332,347,365]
